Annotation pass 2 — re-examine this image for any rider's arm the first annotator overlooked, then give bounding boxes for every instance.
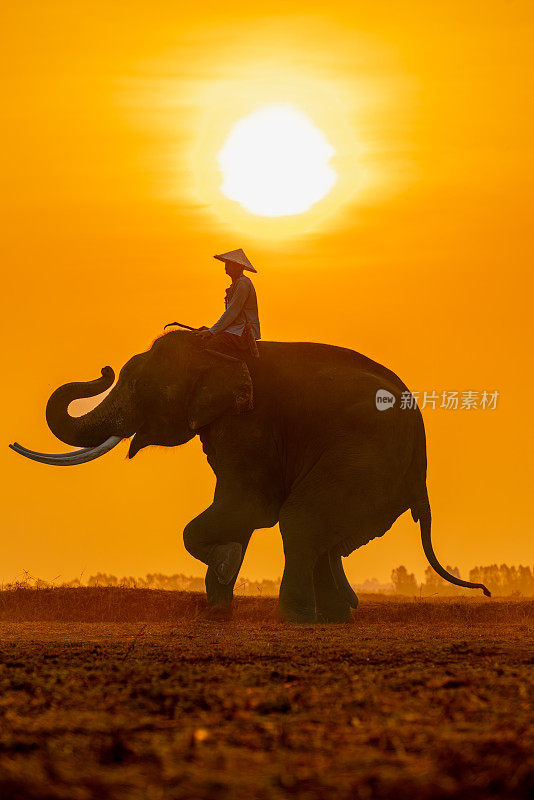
[209,279,249,335]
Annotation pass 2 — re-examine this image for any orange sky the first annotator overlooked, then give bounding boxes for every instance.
[2,1,533,586]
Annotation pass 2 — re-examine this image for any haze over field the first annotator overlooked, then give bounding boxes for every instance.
[2,1,533,585]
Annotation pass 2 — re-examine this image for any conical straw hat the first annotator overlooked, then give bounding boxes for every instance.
[214,248,257,273]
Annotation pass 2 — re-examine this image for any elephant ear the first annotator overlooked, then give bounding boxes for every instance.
[187,350,253,431]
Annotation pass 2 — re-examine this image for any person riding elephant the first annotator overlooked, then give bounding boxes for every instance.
[10,332,490,622]
[195,248,260,359]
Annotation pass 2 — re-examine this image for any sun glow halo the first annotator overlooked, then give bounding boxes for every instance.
[218,105,337,217]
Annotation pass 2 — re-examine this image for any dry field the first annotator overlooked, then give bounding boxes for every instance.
[0,589,532,800]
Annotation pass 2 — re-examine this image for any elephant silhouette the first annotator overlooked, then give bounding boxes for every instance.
[11,332,490,622]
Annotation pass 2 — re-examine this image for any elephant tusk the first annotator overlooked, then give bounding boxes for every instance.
[9,436,122,466]
[11,442,94,458]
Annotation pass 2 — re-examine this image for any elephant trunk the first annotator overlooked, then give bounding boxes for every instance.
[10,366,139,466]
[45,366,136,448]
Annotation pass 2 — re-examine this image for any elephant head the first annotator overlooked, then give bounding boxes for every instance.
[10,332,253,465]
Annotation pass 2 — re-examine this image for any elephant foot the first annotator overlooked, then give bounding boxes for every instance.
[316,600,352,624]
[203,603,232,621]
[211,542,242,585]
[280,604,317,624]
[279,591,317,624]
[205,566,234,608]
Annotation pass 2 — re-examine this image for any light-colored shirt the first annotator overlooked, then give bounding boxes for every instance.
[210,275,261,339]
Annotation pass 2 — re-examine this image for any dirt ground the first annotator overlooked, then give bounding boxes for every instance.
[0,592,532,799]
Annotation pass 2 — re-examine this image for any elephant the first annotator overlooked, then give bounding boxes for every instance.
[10,331,490,622]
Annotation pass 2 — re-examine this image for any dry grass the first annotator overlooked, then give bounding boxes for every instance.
[0,590,532,799]
[0,586,532,625]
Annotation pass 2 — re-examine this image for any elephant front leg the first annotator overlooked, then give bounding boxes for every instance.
[278,484,354,624]
[314,551,351,623]
[183,503,254,592]
[279,547,317,624]
[205,567,234,609]
[278,506,319,623]
[204,532,251,609]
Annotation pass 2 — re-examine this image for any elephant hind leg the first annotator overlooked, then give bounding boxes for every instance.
[328,551,359,610]
[314,551,352,623]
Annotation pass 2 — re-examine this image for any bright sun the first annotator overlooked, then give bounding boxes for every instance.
[217,104,337,217]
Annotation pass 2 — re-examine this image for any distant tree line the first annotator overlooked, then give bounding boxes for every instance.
[78,572,282,596]
[6,564,532,597]
[391,564,534,597]
[75,564,534,597]
[468,564,534,597]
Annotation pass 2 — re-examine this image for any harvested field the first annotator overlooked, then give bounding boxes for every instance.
[0,590,532,799]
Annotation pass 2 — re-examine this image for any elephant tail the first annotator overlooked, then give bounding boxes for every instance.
[329,551,359,609]
[415,490,491,597]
